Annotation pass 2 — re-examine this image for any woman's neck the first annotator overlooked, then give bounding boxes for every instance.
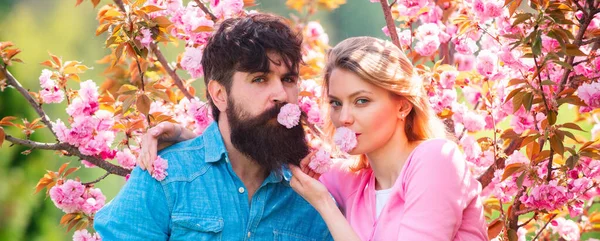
[367,125,420,190]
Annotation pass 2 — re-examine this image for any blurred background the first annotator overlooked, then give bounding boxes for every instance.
[0,0,387,240]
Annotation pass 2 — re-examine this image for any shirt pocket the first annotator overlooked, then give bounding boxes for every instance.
[273,229,320,241]
[170,215,224,241]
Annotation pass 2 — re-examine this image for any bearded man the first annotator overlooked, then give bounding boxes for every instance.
[94,13,332,241]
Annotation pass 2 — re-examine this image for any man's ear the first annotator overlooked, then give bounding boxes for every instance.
[207,80,228,112]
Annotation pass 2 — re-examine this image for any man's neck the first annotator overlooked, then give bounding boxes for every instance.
[218,119,269,202]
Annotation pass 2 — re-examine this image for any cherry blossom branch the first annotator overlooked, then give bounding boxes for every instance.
[83,172,110,186]
[193,0,217,21]
[5,135,63,150]
[557,7,595,93]
[379,0,401,49]
[150,43,194,99]
[1,68,56,138]
[532,214,558,241]
[6,134,131,176]
[113,0,126,12]
[509,187,527,231]
[478,138,523,188]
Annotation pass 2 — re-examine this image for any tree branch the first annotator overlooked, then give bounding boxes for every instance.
[5,134,131,176]
[193,0,218,21]
[1,68,57,138]
[379,0,401,49]
[478,138,523,188]
[150,43,194,99]
[113,0,126,12]
[83,172,111,186]
[5,135,64,150]
[557,10,595,93]
[532,214,558,241]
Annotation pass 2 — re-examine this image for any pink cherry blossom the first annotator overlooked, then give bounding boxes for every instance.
[211,0,244,19]
[181,47,204,78]
[188,98,213,134]
[334,127,357,153]
[116,148,137,169]
[462,110,486,132]
[520,180,573,212]
[138,27,153,48]
[49,179,86,213]
[81,187,106,215]
[41,88,65,103]
[505,150,530,165]
[577,81,600,108]
[305,21,329,44]
[414,36,440,56]
[308,148,332,174]
[152,156,169,181]
[476,50,498,77]
[439,70,458,89]
[550,217,580,241]
[39,69,54,89]
[277,103,301,129]
[73,229,101,241]
[454,53,475,71]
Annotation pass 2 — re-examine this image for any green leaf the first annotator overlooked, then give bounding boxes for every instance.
[553,60,573,70]
[531,31,542,56]
[540,80,557,86]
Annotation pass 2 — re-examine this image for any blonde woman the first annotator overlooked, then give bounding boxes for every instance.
[287,36,488,240]
[139,37,488,240]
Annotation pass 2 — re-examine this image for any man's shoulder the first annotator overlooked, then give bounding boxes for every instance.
[157,135,211,183]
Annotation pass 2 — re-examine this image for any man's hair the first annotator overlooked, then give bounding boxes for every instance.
[201,13,303,121]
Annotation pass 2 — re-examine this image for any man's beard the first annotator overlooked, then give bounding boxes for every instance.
[227,98,309,174]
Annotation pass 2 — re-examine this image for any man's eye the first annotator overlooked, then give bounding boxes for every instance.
[283,77,297,83]
[252,77,266,83]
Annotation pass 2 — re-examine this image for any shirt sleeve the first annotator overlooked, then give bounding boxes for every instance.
[396,139,486,241]
[94,167,171,241]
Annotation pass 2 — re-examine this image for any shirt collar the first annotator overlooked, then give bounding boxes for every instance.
[202,122,227,163]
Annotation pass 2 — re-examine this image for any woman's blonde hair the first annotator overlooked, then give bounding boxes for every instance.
[322,36,448,171]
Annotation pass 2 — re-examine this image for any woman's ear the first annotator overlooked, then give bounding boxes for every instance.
[207,80,228,112]
[397,98,413,121]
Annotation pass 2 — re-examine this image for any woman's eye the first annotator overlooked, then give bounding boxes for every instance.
[356,98,369,105]
[329,100,341,107]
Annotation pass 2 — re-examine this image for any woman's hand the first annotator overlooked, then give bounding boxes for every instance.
[289,152,333,212]
[138,122,196,172]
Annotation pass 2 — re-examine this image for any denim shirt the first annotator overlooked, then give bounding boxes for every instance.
[94,122,332,241]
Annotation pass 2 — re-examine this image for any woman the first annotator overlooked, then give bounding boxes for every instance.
[140,36,488,240]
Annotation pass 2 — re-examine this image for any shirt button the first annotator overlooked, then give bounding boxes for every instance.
[247,232,251,237]
[238,187,245,193]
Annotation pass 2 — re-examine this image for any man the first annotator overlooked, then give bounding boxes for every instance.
[94,13,332,241]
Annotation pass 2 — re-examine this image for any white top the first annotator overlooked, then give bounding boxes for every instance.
[375,188,393,218]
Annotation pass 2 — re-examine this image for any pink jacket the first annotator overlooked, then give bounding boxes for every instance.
[320,138,488,241]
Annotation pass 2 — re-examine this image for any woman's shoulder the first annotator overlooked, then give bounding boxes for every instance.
[411,138,461,159]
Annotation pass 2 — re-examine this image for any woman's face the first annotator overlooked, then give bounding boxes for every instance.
[328,68,404,155]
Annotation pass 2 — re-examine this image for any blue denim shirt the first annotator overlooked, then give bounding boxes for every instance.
[94,122,332,241]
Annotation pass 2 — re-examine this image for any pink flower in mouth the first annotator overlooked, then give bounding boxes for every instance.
[334,127,357,153]
[277,103,302,129]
